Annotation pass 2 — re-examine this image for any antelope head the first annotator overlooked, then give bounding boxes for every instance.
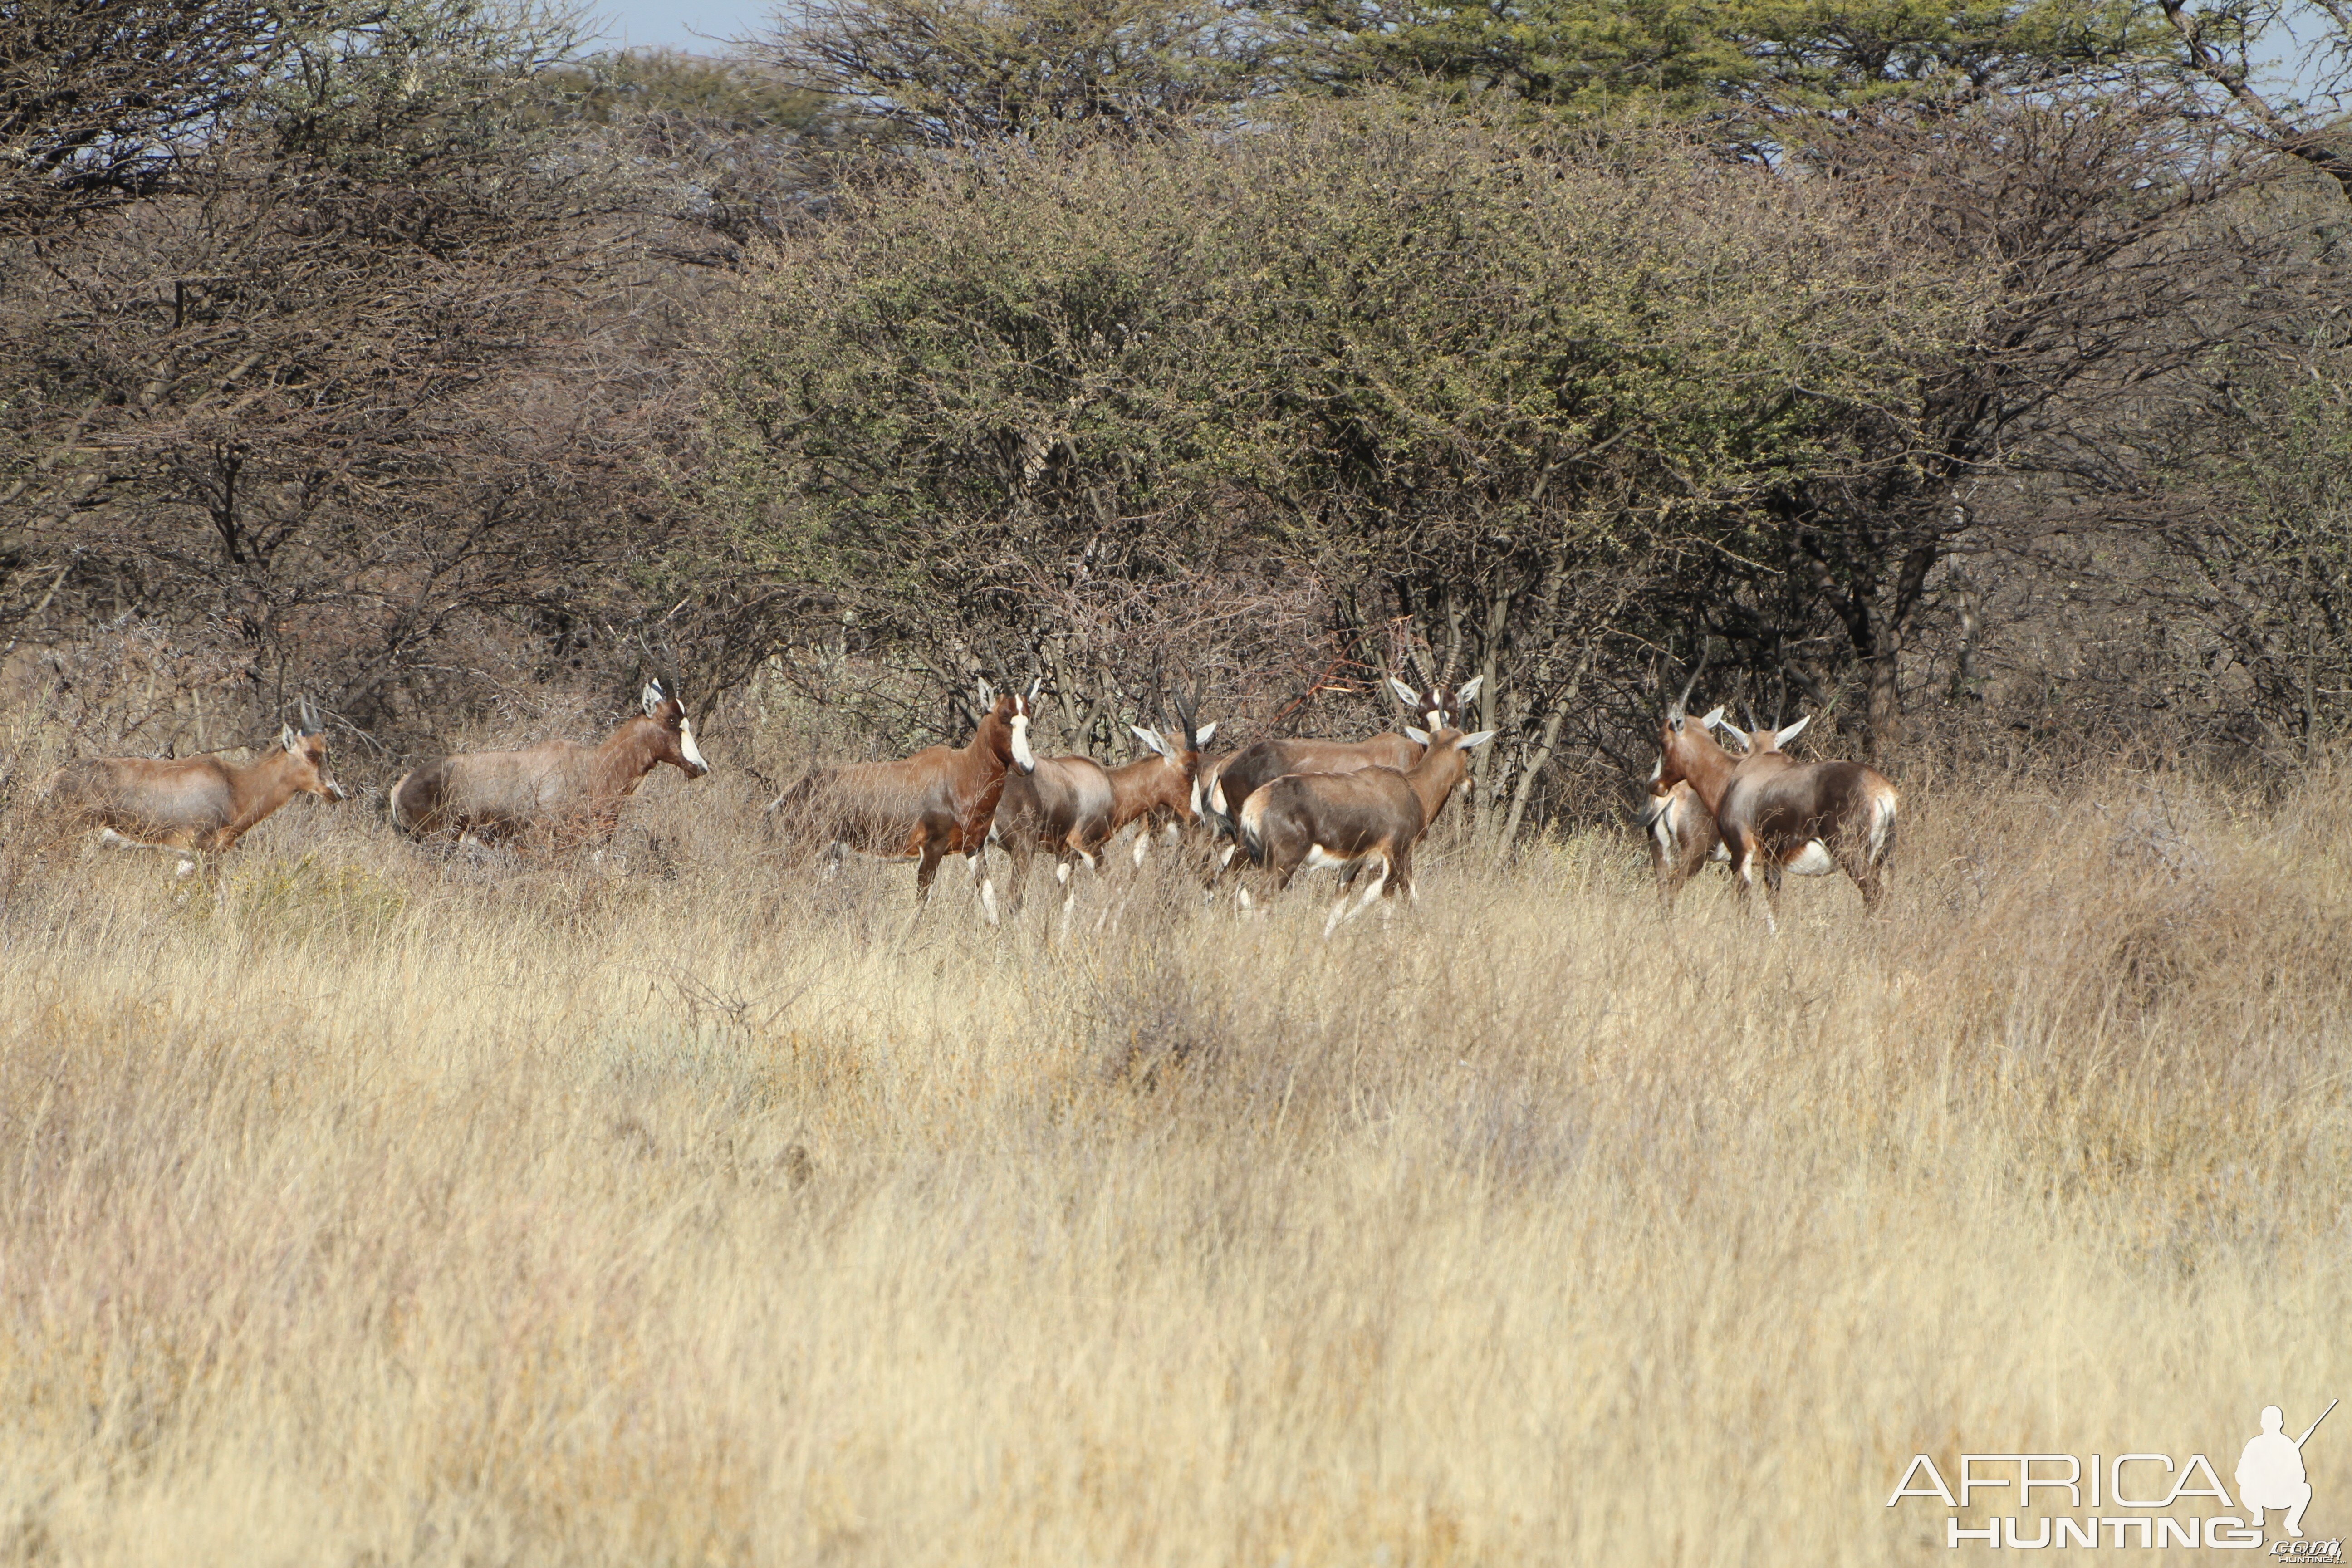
[279,697,351,801]
[1654,648,1729,795]
[641,680,711,779]
[1715,709,1808,759]
[1402,723,1498,794]
[979,676,1039,774]
[1386,670,1485,734]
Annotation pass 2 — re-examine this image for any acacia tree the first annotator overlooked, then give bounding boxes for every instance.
[1687,93,2312,758]
[750,0,1274,145]
[0,2,749,744]
[700,103,1978,811]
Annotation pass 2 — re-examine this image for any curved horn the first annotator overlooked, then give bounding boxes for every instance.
[1176,672,1205,753]
[1669,639,1709,723]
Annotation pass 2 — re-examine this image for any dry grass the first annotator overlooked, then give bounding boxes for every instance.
[2,711,2350,1565]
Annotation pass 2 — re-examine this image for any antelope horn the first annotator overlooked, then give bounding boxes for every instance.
[1670,639,1708,722]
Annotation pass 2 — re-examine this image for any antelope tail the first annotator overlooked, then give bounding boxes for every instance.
[1867,789,1899,867]
[1234,793,1268,867]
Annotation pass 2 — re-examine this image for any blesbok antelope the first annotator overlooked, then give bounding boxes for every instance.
[764,677,1039,917]
[985,700,1218,923]
[1233,723,1494,936]
[1655,697,1900,930]
[390,681,709,849]
[1200,673,1482,870]
[1640,657,1736,906]
[50,698,350,873]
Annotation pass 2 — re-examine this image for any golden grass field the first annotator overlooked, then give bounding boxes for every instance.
[1,704,2348,1566]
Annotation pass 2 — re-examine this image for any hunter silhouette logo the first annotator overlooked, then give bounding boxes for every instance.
[2242,1401,2335,1540]
[1886,1397,2340,1551]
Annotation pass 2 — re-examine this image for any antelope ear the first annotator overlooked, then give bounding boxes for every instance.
[1129,724,1170,758]
[1455,675,1484,705]
[1774,715,1811,746]
[642,681,664,717]
[1699,706,1726,730]
[1719,728,1751,753]
[1386,675,1420,706]
[976,676,996,708]
[1193,720,1217,745]
[1457,729,1496,750]
[280,723,299,752]
[1026,674,1042,702]
[1405,726,1431,746]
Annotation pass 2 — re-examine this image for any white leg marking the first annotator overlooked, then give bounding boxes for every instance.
[1219,844,1236,869]
[1324,858,1389,937]
[1055,861,1071,886]
[1132,833,1149,868]
[980,878,1000,927]
[1237,886,1254,913]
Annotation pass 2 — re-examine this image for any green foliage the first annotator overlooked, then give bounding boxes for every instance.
[701,100,1984,686]
[1280,0,2164,123]
[752,0,1275,143]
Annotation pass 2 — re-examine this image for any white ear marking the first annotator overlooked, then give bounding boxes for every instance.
[1699,705,1726,730]
[1459,729,1496,750]
[1387,676,1420,706]
[280,723,299,752]
[977,677,996,708]
[1455,675,1484,705]
[1405,726,1430,746]
[1026,675,1042,702]
[1776,715,1812,746]
[1194,720,1217,745]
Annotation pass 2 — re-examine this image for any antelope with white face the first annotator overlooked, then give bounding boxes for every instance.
[390,681,709,849]
[1200,672,1482,874]
[1232,723,1494,936]
[1664,707,1900,931]
[50,698,350,874]
[985,689,1217,925]
[765,677,1039,915]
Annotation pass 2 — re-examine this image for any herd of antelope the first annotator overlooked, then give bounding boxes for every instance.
[43,655,1900,934]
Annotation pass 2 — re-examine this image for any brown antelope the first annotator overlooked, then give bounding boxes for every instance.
[50,698,350,874]
[1706,713,1899,927]
[985,697,1218,924]
[1233,723,1494,936]
[1200,673,1481,872]
[390,681,709,849]
[1653,665,1899,930]
[764,677,1039,919]
[1640,656,1735,906]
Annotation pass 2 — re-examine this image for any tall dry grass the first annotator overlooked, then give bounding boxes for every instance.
[1,708,2349,1565]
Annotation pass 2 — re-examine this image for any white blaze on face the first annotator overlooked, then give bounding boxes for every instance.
[1009,701,1036,773]
[679,716,709,772]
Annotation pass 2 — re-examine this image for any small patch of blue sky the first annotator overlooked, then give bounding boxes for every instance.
[585,0,771,53]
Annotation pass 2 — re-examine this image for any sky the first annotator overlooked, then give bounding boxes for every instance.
[587,0,772,53]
